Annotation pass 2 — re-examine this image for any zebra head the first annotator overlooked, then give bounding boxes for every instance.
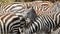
[16,7,37,26]
[22,7,37,26]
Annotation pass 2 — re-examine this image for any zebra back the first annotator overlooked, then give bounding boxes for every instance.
[2,2,28,14]
[2,1,54,17]
[25,1,54,16]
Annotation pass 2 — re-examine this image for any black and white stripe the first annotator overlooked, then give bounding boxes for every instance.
[23,14,55,34]
[2,2,36,19]
[2,2,27,14]
[2,2,53,13]
[21,3,60,34]
[0,13,26,34]
[1,2,60,34]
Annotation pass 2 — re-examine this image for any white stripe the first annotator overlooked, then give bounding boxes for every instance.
[30,26,33,32]
[11,7,23,10]
[57,13,60,25]
[32,24,35,30]
[6,4,23,11]
[3,14,12,23]
[0,20,4,34]
[10,21,20,30]
[5,16,18,33]
[3,5,11,11]
[33,21,38,27]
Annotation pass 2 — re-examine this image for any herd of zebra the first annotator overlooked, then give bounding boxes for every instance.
[0,1,60,34]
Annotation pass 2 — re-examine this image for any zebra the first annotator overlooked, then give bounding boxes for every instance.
[0,6,37,34]
[2,1,53,13]
[1,1,54,21]
[1,1,60,34]
[1,1,59,34]
[0,13,26,34]
[21,12,60,34]
[18,2,60,34]
[23,15,54,34]
[2,2,28,14]
[2,2,37,20]
[25,1,54,16]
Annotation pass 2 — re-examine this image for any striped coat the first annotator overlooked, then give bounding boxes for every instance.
[0,13,26,34]
[19,2,60,34]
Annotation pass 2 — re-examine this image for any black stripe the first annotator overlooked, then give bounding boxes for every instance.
[47,15,55,29]
[46,15,52,31]
[5,14,14,23]
[6,16,19,32]
[5,3,24,11]
[9,5,24,11]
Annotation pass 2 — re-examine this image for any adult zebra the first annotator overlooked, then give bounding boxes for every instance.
[22,11,60,34]
[2,1,54,14]
[0,6,37,34]
[19,2,60,34]
[25,1,54,16]
[1,1,60,34]
[0,12,26,34]
[2,2,37,20]
[2,1,54,17]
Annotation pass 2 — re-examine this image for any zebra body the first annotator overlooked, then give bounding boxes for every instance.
[20,2,60,34]
[2,1,53,13]
[22,13,59,34]
[2,1,54,17]
[2,2,37,20]
[0,13,26,34]
[1,1,60,34]
[24,15,54,34]
[25,1,54,16]
[2,2,28,14]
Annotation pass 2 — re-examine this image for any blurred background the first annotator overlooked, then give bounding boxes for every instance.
[0,0,58,3]
[0,0,59,4]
